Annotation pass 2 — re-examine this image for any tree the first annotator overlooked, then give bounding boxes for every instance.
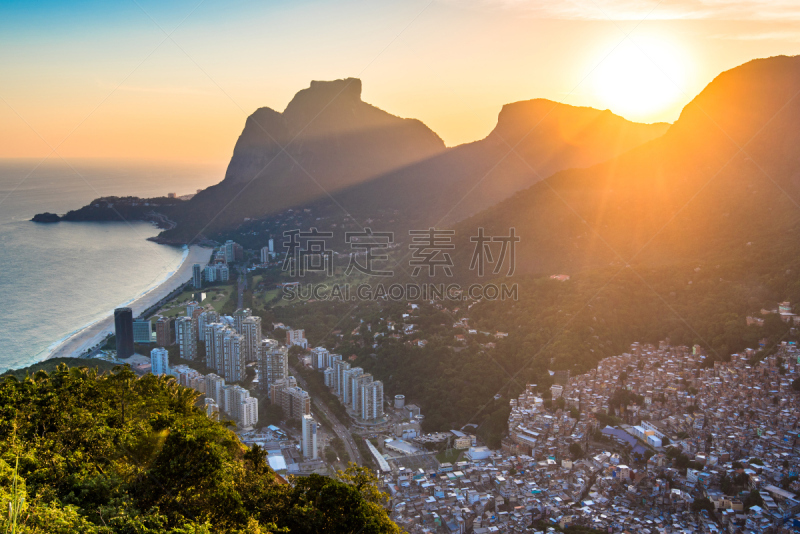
[568,443,584,459]
[691,497,714,513]
[0,364,400,533]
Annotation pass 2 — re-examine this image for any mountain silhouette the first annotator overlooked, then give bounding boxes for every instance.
[162,78,445,241]
[158,80,666,242]
[451,55,800,275]
[323,98,668,228]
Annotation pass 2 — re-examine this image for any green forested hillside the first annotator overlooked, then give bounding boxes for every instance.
[0,364,400,533]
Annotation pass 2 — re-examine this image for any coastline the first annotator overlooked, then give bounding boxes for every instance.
[43,245,213,361]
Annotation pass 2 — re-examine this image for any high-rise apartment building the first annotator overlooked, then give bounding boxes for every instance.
[150,347,169,376]
[241,316,262,362]
[310,347,328,370]
[155,316,172,346]
[259,341,288,392]
[222,384,250,422]
[186,301,201,319]
[343,367,364,406]
[323,367,334,387]
[197,310,219,341]
[333,360,351,397]
[204,322,225,370]
[301,414,318,460]
[232,308,251,334]
[270,378,310,421]
[175,316,197,361]
[350,372,372,413]
[284,386,311,420]
[240,397,258,428]
[223,332,245,383]
[114,308,134,358]
[224,240,243,263]
[269,376,296,402]
[132,319,153,344]
[192,263,202,288]
[361,380,384,421]
[286,329,308,349]
[205,373,226,406]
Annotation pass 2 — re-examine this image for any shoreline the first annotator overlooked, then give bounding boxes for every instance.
[43,244,213,361]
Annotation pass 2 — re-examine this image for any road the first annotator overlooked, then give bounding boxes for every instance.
[289,365,363,466]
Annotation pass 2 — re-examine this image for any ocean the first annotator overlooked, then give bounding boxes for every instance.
[0,159,224,372]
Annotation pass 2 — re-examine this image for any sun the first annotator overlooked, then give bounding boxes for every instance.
[590,35,688,121]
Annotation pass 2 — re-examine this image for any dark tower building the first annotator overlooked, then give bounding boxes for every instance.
[114,307,134,358]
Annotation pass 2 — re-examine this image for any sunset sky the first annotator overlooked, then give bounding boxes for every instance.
[2,0,800,163]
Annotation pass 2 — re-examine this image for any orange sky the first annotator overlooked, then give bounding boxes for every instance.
[1,0,800,164]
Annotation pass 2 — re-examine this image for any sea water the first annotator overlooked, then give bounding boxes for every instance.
[0,158,223,371]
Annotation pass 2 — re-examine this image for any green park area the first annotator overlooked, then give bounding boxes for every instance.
[154,282,237,319]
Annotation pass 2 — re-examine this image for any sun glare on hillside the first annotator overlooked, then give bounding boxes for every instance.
[591,35,689,121]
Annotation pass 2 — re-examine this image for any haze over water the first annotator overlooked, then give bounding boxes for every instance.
[0,159,223,371]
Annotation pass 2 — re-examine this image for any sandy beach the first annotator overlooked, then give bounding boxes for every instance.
[45,245,213,360]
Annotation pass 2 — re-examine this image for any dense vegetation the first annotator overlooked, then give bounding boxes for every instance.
[262,244,799,449]
[0,364,400,533]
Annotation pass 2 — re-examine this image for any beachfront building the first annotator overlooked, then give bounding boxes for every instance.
[302,414,318,460]
[224,240,243,263]
[192,263,202,288]
[132,319,152,344]
[175,316,197,361]
[150,347,169,376]
[114,307,134,358]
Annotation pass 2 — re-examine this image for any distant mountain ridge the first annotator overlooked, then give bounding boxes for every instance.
[450,55,800,275]
[159,77,446,241]
[145,79,667,242]
[319,98,668,228]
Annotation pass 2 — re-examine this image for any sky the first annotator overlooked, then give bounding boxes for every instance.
[1,0,800,164]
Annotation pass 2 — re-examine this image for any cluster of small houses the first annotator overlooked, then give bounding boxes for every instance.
[389,337,800,533]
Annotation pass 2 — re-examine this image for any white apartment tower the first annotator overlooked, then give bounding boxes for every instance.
[333,360,351,398]
[175,316,197,361]
[205,373,225,405]
[204,322,229,371]
[343,367,364,407]
[197,310,219,341]
[150,347,169,376]
[351,372,372,413]
[241,316,262,362]
[361,380,384,421]
[301,414,319,460]
[241,397,258,428]
[223,332,245,383]
[310,347,329,370]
